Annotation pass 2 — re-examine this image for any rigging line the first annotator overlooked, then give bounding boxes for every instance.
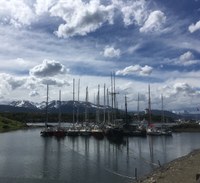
[60,140,136,180]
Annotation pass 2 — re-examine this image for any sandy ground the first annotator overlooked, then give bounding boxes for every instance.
[137,149,200,183]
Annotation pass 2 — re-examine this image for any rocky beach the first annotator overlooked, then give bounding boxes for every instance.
[137,149,200,183]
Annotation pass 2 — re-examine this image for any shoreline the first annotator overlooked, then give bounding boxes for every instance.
[137,149,200,183]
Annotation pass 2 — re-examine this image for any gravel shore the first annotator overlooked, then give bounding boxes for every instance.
[137,149,200,183]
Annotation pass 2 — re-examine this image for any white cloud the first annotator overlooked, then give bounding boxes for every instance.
[178,51,197,66]
[116,64,153,76]
[41,78,70,86]
[120,0,147,26]
[103,46,121,58]
[34,0,56,15]
[180,51,194,61]
[29,59,68,77]
[188,20,200,33]
[0,73,26,90]
[0,0,35,27]
[162,82,198,99]
[51,0,115,38]
[140,10,166,33]
[170,51,198,66]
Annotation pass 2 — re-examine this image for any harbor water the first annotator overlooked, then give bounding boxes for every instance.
[0,128,200,183]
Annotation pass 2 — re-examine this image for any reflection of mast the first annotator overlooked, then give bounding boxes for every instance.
[148,84,152,125]
[45,84,49,129]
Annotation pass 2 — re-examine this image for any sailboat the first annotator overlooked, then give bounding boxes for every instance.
[91,84,104,139]
[146,84,162,136]
[40,85,54,137]
[54,90,66,137]
[67,78,80,136]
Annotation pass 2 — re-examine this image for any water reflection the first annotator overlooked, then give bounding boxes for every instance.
[0,130,200,183]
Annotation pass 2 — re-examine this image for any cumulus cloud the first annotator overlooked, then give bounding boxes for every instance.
[180,51,194,61]
[0,0,167,37]
[119,0,148,26]
[173,83,195,95]
[140,10,166,33]
[29,59,68,77]
[0,0,35,27]
[103,46,121,58]
[178,51,197,66]
[41,78,70,86]
[51,0,115,38]
[0,73,26,90]
[116,64,153,76]
[188,20,200,33]
[161,82,198,99]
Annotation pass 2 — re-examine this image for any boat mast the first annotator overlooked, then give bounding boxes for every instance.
[107,88,110,123]
[45,84,49,129]
[73,78,75,126]
[137,93,140,122]
[161,94,164,123]
[76,79,80,123]
[58,90,61,128]
[125,95,128,125]
[103,83,106,124]
[85,86,88,122]
[148,84,152,125]
[96,84,100,124]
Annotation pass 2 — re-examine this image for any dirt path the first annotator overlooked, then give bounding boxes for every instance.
[137,149,200,183]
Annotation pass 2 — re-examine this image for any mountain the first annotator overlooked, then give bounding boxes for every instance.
[10,100,38,109]
[0,100,106,114]
[1,100,197,120]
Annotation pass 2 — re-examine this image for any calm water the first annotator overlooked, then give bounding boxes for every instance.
[0,128,200,183]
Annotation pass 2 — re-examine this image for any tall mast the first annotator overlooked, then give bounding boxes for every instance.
[45,84,49,129]
[161,94,164,123]
[137,93,140,122]
[85,86,88,122]
[77,79,80,123]
[96,84,100,124]
[58,90,61,128]
[107,88,110,123]
[103,83,106,123]
[148,84,152,125]
[73,78,75,125]
[125,95,128,125]
[110,71,119,123]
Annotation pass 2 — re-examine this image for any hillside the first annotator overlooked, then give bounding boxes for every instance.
[0,116,26,132]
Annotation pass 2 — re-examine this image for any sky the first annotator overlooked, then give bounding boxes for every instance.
[0,0,200,112]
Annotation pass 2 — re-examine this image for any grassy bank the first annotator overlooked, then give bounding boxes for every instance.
[0,115,26,132]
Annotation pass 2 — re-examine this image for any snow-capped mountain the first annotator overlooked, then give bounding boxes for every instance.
[10,100,38,109]
[3,100,104,113]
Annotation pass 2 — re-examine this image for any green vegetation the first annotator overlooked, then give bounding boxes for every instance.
[0,115,26,132]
